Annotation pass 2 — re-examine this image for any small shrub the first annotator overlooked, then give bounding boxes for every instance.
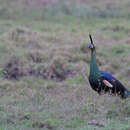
[32,121,45,128]
[106,110,119,119]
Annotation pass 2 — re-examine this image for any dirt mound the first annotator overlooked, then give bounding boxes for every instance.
[4,56,26,80]
[4,56,75,81]
[28,58,75,81]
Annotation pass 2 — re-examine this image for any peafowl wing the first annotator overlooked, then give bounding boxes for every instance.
[100,71,129,98]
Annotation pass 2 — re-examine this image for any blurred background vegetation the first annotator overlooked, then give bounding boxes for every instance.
[0,0,130,20]
[0,0,130,130]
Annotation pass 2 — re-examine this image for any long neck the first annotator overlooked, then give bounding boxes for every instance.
[90,49,99,76]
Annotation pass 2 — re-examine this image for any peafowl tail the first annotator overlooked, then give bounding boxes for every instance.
[128,91,130,96]
[123,90,130,99]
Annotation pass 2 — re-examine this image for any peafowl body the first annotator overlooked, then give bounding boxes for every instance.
[88,34,130,99]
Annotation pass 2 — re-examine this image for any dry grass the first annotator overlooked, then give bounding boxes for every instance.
[0,0,129,130]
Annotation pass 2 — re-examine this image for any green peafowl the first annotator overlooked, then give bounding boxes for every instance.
[88,34,130,99]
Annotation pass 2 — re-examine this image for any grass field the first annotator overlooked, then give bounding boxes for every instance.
[0,0,130,129]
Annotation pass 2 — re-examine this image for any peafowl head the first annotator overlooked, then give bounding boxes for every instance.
[88,34,95,50]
